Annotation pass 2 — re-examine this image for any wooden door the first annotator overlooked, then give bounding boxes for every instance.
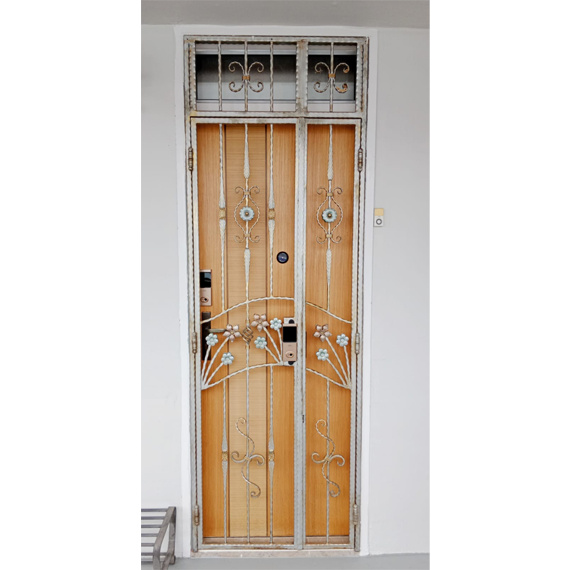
[194,121,359,549]
[305,124,356,546]
[197,123,296,545]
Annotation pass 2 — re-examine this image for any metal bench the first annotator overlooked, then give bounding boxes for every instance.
[141,507,176,568]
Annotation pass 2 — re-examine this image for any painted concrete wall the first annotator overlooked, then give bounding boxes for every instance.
[141,25,183,546]
[368,28,429,554]
[141,25,429,555]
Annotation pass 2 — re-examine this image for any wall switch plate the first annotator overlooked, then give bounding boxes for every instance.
[374,208,384,227]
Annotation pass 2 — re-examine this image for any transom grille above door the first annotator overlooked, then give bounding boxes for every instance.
[186,36,368,116]
[184,35,368,553]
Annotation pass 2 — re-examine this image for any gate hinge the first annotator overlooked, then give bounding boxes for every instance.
[355,333,361,355]
[188,147,194,171]
[357,148,363,172]
[191,332,198,354]
[193,505,200,526]
[352,503,360,525]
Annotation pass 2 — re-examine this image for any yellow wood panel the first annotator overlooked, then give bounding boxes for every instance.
[225,124,268,537]
[197,124,226,538]
[305,124,355,538]
[198,122,355,544]
[266,124,296,537]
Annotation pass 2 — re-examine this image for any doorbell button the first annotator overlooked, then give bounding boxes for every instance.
[374,208,384,227]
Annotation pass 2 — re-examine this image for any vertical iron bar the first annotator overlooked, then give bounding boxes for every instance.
[355,43,362,114]
[269,366,274,543]
[220,122,228,544]
[268,124,275,296]
[244,124,250,324]
[183,38,198,552]
[294,117,307,549]
[270,42,274,113]
[326,124,333,312]
[244,40,249,112]
[218,41,222,111]
[219,124,226,311]
[191,118,204,549]
[222,379,228,543]
[268,122,275,543]
[189,40,197,112]
[355,39,369,552]
[349,121,361,549]
[246,347,250,543]
[329,42,334,113]
[244,123,251,543]
[326,380,331,544]
[297,40,308,113]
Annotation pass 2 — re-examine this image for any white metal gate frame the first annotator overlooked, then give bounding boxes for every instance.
[182,34,369,553]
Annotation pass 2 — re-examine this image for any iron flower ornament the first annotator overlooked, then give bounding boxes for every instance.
[314,324,332,342]
[239,206,255,221]
[205,333,218,347]
[336,334,349,347]
[221,352,234,366]
[322,208,338,223]
[251,313,269,332]
[254,337,267,349]
[316,348,329,361]
[223,324,241,342]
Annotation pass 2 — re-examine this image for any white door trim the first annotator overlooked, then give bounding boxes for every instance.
[173,24,378,557]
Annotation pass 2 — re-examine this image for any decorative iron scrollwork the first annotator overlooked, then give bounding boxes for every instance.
[311,419,346,497]
[234,185,261,243]
[231,418,266,498]
[229,60,264,93]
[314,61,350,94]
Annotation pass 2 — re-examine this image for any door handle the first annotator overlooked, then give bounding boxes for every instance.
[201,313,227,359]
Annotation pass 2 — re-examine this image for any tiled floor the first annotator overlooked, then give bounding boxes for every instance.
[144,553,429,569]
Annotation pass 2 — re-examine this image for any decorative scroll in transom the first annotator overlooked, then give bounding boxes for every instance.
[228,40,264,112]
[229,61,264,94]
[314,61,350,94]
[313,41,351,112]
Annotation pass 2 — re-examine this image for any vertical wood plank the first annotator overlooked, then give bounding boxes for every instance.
[226,124,268,537]
[197,124,225,538]
[267,124,296,537]
[305,124,355,539]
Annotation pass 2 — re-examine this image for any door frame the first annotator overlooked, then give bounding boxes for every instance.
[174,25,379,556]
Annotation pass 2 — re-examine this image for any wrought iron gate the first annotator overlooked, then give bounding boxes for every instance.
[184,35,369,552]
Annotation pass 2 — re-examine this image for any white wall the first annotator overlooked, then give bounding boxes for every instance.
[141,25,184,550]
[368,28,429,554]
[141,25,429,556]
